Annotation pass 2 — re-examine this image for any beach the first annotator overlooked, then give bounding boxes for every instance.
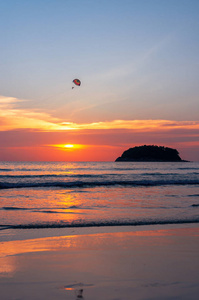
[1,161,199,299]
[1,224,199,300]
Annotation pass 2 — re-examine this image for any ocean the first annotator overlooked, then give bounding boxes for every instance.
[0,161,199,230]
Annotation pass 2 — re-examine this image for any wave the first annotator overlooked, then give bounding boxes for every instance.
[0,179,199,189]
[1,218,199,230]
[0,174,104,178]
[1,172,199,179]
[1,205,84,211]
[32,210,78,214]
[2,207,28,210]
[1,205,178,212]
[178,167,199,170]
[113,167,153,171]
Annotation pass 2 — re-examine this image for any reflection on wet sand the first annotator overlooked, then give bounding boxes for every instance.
[0,256,16,278]
[0,226,199,300]
[64,282,94,299]
[1,226,199,260]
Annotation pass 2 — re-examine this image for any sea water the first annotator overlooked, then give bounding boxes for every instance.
[0,161,199,230]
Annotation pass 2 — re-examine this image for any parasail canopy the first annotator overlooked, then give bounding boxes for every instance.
[73,79,81,86]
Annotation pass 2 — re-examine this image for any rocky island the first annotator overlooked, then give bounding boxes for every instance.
[115,145,187,162]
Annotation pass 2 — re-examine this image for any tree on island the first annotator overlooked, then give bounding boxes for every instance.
[115,145,186,162]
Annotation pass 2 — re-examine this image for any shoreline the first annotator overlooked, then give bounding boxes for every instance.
[1,222,199,242]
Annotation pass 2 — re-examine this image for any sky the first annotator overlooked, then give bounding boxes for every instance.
[0,0,199,161]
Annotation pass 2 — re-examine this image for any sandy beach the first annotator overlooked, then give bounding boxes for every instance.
[0,224,199,300]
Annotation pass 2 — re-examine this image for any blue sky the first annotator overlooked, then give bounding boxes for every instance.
[1,0,199,119]
[0,0,199,160]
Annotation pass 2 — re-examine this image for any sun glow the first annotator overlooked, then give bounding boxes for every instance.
[51,144,85,150]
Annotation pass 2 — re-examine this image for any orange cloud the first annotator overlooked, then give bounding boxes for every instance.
[0,96,60,131]
[1,95,199,133]
[59,120,199,132]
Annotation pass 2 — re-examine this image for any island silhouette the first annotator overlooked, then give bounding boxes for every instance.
[115,145,187,162]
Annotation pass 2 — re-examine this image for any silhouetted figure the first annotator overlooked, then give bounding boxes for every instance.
[75,288,84,299]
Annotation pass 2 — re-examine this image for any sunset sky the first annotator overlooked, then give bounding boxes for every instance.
[0,0,199,161]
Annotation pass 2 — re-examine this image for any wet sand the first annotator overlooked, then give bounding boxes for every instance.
[0,224,199,300]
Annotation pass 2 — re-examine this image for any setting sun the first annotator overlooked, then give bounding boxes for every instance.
[64,144,74,148]
[50,144,85,151]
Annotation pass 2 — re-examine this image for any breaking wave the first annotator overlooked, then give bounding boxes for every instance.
[1,218,199,230]
[0,179,199,189]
